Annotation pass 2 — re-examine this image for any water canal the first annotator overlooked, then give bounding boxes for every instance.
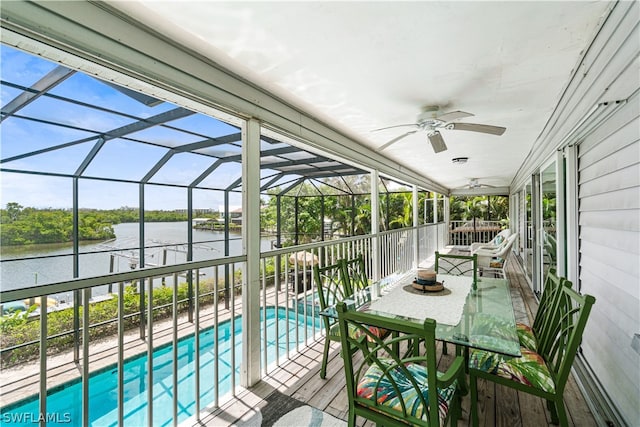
[0,222,275,294]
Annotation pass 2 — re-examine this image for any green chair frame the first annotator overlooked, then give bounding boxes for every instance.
[523,268,570,353]
[336,301,466,427]
[342,254,369,293]
[313,261,351,379]
[470,283,596,427]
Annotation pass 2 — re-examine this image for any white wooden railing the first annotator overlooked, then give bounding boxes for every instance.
[448,219,504,246]
[0,222,447,425]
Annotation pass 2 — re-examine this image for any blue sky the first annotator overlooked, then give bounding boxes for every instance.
[0,45,253,211]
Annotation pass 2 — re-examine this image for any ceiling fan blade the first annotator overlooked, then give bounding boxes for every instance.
[428,131,448,153]
[437,110,474,122]
[371,123,418,132]
[450,122,506,135]
[378,130,418,151]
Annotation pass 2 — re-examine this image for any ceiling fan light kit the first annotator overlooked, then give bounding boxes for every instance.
[374,106,507,153]
[428,131,447,153]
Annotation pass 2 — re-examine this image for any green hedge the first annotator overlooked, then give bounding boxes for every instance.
[0,278,236,367]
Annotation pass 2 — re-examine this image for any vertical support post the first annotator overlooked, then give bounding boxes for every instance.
[241,117,262,387]
[294,197,299,245]
[320,195,325,241]
[412,185,419,268]
[351,195,356,236]
[443,194,450,247]
[385,190,390,230]
[108,255,114,294]
[276,195,282,248]
[371,170,380,282]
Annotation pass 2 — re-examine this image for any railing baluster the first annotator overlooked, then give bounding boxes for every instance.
[284,253,290,360]
[194,271,201,421]
[117,282,124,427]
[214,266,219,408]
[293,252,299,353]
[230,263,236,397]
[172,272,178,426]
[302,257,307,345]
[147,277,153,425]
[261,258,268,372]
[274,255,280,367]
[82,288,90,427]
[39,295,47,427]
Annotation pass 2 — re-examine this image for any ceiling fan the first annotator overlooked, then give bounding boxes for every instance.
[460,178,496,189]
[374,106,506,153]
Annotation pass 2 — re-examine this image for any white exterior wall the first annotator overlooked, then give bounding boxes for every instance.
[577,95,639,424]
[511,2,639,424]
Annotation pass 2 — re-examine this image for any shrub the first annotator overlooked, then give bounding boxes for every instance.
[0,276,242,368]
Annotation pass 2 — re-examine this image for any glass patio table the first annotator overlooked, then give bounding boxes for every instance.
[321,273,521,357]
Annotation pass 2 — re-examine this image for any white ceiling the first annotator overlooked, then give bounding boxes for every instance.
[112,1,611,192]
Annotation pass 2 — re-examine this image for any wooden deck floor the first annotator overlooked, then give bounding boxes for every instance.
[197,254,597,427]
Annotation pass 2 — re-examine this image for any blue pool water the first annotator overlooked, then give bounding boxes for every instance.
[1,307,321,426]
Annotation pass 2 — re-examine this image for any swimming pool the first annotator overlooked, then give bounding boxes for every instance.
[1,306,321,426]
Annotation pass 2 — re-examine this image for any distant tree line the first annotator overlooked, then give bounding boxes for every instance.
[0,203,193,246]
[1,192,509,247]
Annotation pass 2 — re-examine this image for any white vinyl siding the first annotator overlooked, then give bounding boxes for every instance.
[578,94,640,425]
[508,2,639,423]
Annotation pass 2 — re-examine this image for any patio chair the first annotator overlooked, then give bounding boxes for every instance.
[469,284,596,427]
[336,301,466,427]
[516,268,569,352]
[434,251,478,355]
[434,252,478,289]
[314,262,351,379]
[313,261,388,379]
[473,233,517,277]
[469,228,511,253]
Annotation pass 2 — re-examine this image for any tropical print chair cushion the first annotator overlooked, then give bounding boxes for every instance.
[356,358,457,425]
[516,322,537,351]
[469,348,555,394]
[328,322,388,342]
